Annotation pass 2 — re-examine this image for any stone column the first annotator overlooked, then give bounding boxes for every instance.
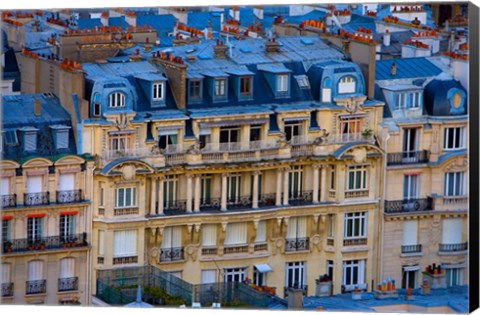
[186,174,193,213]
[194,175,201,212]
[221,173,228,211]
[283,167,290,205]
[150,177,157,215]
[276,168,283,206]
[252,171,260,209]
[157,176,164,215]
[320,166,328,202]
[312,165,320,203]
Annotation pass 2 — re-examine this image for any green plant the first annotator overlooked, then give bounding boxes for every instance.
[222,301,248,308]
[361,128,373,138]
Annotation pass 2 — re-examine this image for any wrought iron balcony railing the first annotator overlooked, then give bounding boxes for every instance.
[199,198,221,211]
[160,247,184,262]
[163,199,187,214]
[258,193,277,208]
[439,242,468,252]
[387,150,430,165]
[112,256,138,265]
[58,277,79,292]
[24,192,50,206]
[1,194,16,208]
[2,233,88,254]
[401,244,422,254]
[384,197,433,213]
[26,280,46,295]
[285,237,309,252]
[288,190,313,206]
[1,282,13,297]
[56,190,84,204]
[227,195,252,209]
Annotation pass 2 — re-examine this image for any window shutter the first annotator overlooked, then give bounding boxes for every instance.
[98,230,105,256]
[255,220,266,243]
[27,176,43,193]
[201,270,217,284]
[161,227,172,249]
[24,132,37,151]
[28,260,43,281]
[1,177,9,195]
[287,217,297,239]
[202,224,217,246]
[114,230,137,256]
[287,216,307,238]
[58,174,75,191]
[60,258,75,279]
[1,263,11,283]
[358,260,365,284]
[171,226,182,247]
[56,130,69,149]
[224,222,247,245]
[442,219,462,244]
[402,220,418,245]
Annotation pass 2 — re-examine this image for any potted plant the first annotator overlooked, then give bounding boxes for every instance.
[361,128,373,140]
[352,286,362,300]
[3,241,13,252]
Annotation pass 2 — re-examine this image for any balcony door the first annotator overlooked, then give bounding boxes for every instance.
[163,176,177,209]
[219,127,240,150]
[227,174,241,204]
[403,128,418,161]
[403,174,419,202]
[285,261,306,289]
[402,266,418,289]
[288,166,303,199]
[26,176,42,194]
[284,121,302,142]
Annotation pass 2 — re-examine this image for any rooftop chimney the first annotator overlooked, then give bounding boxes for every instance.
[383,29,390,47]
[101,12,108,26]
[213,40,228,58]
[265,38,281,53]
[125,11,137,27]
[390,62,397,76]
[34,99,42,116]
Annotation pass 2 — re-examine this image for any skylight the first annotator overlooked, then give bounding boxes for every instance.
[295,75,311,89]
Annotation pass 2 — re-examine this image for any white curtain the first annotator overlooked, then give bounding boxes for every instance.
[98,230,105,256]
[58,174,75,191]
[322,88,331,103]
[442,219,462,244]
[26,176,42,193]
[60,258,75,279]
[1,263,11,283]
[162,227,182,248]
[287,216,307,238]
[255,220,266,243]
[28,260,44,281]
[358,260,366,285]
[402,220,418,245]
[1,177,9,195]
[201,270,217,284]
[224,223,247,245]
[201,224,217,246]
[113,230,137,257]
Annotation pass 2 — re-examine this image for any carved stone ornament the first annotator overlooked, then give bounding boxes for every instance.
[185,244,199,261]
[187,140,201,154]
[351,147,367,163]
[314,129,330,145]
[115,113,129,130]
[310,234,322,252]
[149,247,160,259]
[121,164,136,180]
[277,132,289,148]
[445,158,468,172]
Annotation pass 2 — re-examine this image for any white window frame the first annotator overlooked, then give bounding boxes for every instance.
[277,74,289,92]
[108,92,126,108]
[163,175,178,208]
[346,165,368,191]
[152,82,164,101]
[444,127,466,150]
[410,92,421,109]
[109,133,131,152]
[343,212,367,239]
[285,261,306,288]
[338,76,356,94]
[2,220,10,242]
[27,217,43,242]
[253,267,267,286]
[288,165,304,198]
[445,267,464,287]
[59,214,76,238]
[342,260,365,287]
[224,267,246,283]
[403,174,419,199]
[214,78,227,97]
[115,187,137,208]
[227,173,241,204]
[396,93,407,109]
[444,172,466,196]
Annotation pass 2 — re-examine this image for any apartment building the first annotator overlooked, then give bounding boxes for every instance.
[0,94,95,305]
[375,57,469,289]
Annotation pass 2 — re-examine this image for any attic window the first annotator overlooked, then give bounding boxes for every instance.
[50,125,71,149]
[152,82,164,101]
[21,127,39,152]
[108,92,126,108]
[3,130,18,146]
[93,93,101,117]
[338,76,356,94]
[277,74,289,92]
[295,75,310,89]
[240,77,252,94]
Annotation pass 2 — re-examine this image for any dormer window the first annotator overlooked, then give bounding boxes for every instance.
[277,74,289,92]
[338,76,356,94]
[21,127,39,152]
[93,93,101,117]
[2,129,18,146]
[189,80,202,99]
[396,91,421,110]
[50,125,71,149]
[152,82,164,101]
[214,79,227,97]
[322,77,332,103]
[240,77,252,94]
[109,92,126,108]
[397,93,407,109]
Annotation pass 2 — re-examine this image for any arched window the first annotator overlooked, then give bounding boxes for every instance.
[108,92,126,108]
[93,93,101,116]
[338,76,356,94]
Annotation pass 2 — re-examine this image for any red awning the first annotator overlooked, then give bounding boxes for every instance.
[2,215,13,221]
[26,213,46,218]
[60,210,79,215]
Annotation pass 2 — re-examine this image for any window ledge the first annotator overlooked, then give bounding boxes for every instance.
[438,250,468,256]
[400,252,423,258]
[341,245,369,253]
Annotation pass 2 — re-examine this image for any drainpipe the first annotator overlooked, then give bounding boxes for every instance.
[379,128,390,283]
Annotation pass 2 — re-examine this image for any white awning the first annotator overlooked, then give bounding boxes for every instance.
[254,264,272,273]
[403,265,420,272]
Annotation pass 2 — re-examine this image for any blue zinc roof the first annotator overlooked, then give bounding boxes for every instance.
[376,57,442,80]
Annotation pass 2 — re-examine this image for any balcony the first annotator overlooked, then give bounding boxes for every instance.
[200,140,280,163]
[103,146,186,165]
[227,196,252,209]
[401,244,422,254]
[201,247,218,255]
[56,189,84,204]
[442,195,468,206]
[199,198,221,211]
[113,207,139,216]
[2,233,88,254]
[58,277,79,292]
[163,200,187,215]
[112,256,138,265]
[2,282,13,297]
[343,238,367,246]
[224,244,249,254]
[387,150,430,166]
[254,243,268,251]
[328,132,375,144]
[384,197,433,214]
[288,190,313,206]
[26,280,46,295]
[327,238,334,246]
[160,247,184,262]
[258,193,276,208]
[289,135,314,145]
[285,237,309,252]
[24,192,50,206]
[345,189,369,198]
[1,194,16,208]
[439,242,468,253]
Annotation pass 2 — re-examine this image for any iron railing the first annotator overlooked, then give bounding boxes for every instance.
[288,190,313,205]
[227,195,252,209]
[384,197,433,213]
[2,282,13,297]
[112,256,138,265]
[387,150,430,165]
[1,194,16,208]
[401,244,422,254]
[58,277,79,292]
[439,242,468,252]
[160,247,184,262]
[56,189,84,203]
[2,233,88,254]
[26,280,46,295]
[24,192,50,206]
[258,193,277,208]
[164,200,187,215]
[285,237,309,252]
[200,198,221,211]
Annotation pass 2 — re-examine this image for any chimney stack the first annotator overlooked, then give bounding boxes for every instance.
[101,12,108,26]
[34,99,42,116]
[213,40,228,58]
[390,62,397,76]
[383,29,390,47]
[125,11,137,27]
[265,38,281,53]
